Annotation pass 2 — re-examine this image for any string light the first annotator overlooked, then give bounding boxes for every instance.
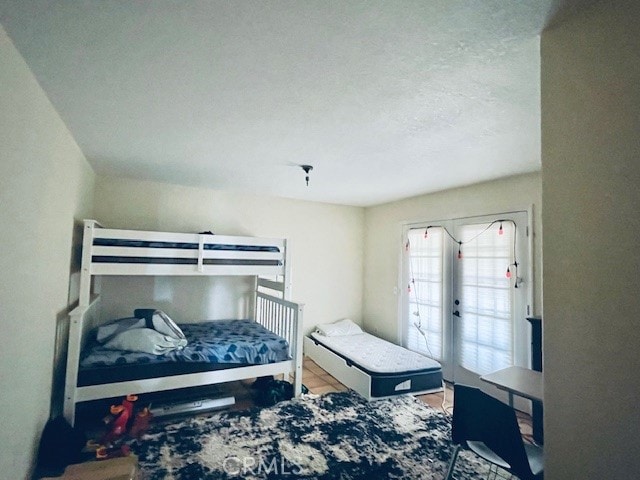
[506,261,520,286]
[513,261,520,288]
[414,218,520,289]
[405,218,522,372]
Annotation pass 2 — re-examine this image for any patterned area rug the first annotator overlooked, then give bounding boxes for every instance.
[130,390,488,479]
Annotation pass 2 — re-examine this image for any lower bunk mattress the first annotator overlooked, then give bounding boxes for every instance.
[78,319,290,386]
[308,331,442,397]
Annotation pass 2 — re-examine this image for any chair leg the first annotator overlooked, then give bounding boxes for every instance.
[488,464,498,480]
[487,465,514,480]
[445,445,461,480]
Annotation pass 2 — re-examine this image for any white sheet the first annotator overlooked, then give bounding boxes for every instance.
[310,331,441,374]
[104,328,187,355]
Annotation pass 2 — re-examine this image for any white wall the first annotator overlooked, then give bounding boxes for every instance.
[94,176,364,333]
[541,1,640,478]
[363,172,542,342]
[0,26,95,480]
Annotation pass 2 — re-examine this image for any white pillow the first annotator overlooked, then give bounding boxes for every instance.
[104,328,187,355]
[96,317,145,344]
[315,318,363,337]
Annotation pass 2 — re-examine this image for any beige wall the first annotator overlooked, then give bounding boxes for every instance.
[0,27,95,480]
[541,1,640,478]
[94,176,364,334]
[363,172,542,342]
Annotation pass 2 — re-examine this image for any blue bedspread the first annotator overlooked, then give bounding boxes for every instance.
[80,320,290,369]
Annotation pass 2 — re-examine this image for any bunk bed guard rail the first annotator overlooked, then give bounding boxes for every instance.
[256,292,305,394]
[81,219,287,279]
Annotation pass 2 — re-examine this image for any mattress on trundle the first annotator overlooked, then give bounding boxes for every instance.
[309,331,442,396]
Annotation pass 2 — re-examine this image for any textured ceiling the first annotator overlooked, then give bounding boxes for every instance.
[0,1,556,206]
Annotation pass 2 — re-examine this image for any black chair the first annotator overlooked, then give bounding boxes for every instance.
[445,384,543,480]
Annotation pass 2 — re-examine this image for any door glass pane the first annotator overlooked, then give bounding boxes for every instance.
[457,222,514,375]
[406,227,443,360]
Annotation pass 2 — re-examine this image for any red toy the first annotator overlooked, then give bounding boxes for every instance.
[101,394,138,446]
[128,406,153,439]
[121,394,138,423]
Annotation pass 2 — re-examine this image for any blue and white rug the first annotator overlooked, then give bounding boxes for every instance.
[130,390,488,479]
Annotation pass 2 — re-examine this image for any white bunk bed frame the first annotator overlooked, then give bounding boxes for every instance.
[64,219,304,425]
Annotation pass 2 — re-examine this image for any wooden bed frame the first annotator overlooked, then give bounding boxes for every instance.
[64,220,304,425]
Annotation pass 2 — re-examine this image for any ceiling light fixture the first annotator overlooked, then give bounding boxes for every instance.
[301,165,313,186]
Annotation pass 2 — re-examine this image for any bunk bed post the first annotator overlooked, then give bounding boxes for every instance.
[66,219,100,425]
[283,239,292,300]
[79,219,97,306]
[63,305,84,426]
[251,276,259,320]
[294,303,304,397]
[197,234,205,272]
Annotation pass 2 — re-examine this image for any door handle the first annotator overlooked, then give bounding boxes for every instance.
[453,310,460,317]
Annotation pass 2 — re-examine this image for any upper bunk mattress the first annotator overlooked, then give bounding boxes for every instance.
[94,238,280,252]
[92,238,282,266]
[310,331,441,376]
[81,319,290,369]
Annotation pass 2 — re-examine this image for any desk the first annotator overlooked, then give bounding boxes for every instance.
[480,366,544,444]
[480,366,543,406]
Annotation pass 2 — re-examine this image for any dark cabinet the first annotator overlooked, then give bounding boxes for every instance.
[526,317,543,444]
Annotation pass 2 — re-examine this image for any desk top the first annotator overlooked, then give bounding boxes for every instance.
[480,366,543,403]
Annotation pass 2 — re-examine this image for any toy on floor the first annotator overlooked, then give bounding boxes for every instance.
[89,393,154,460]
[101,394,138,446]
[128,406,153,439]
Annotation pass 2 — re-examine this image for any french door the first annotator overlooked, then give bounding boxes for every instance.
[402,211,530,394]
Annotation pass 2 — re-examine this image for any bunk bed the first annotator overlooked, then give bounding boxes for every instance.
[64,220,304,426]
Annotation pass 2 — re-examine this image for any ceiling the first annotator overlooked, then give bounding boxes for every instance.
[0,1,557,207]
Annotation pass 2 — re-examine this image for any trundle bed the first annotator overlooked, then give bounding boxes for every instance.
[64,220,304,425]
[304,323,442,400]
